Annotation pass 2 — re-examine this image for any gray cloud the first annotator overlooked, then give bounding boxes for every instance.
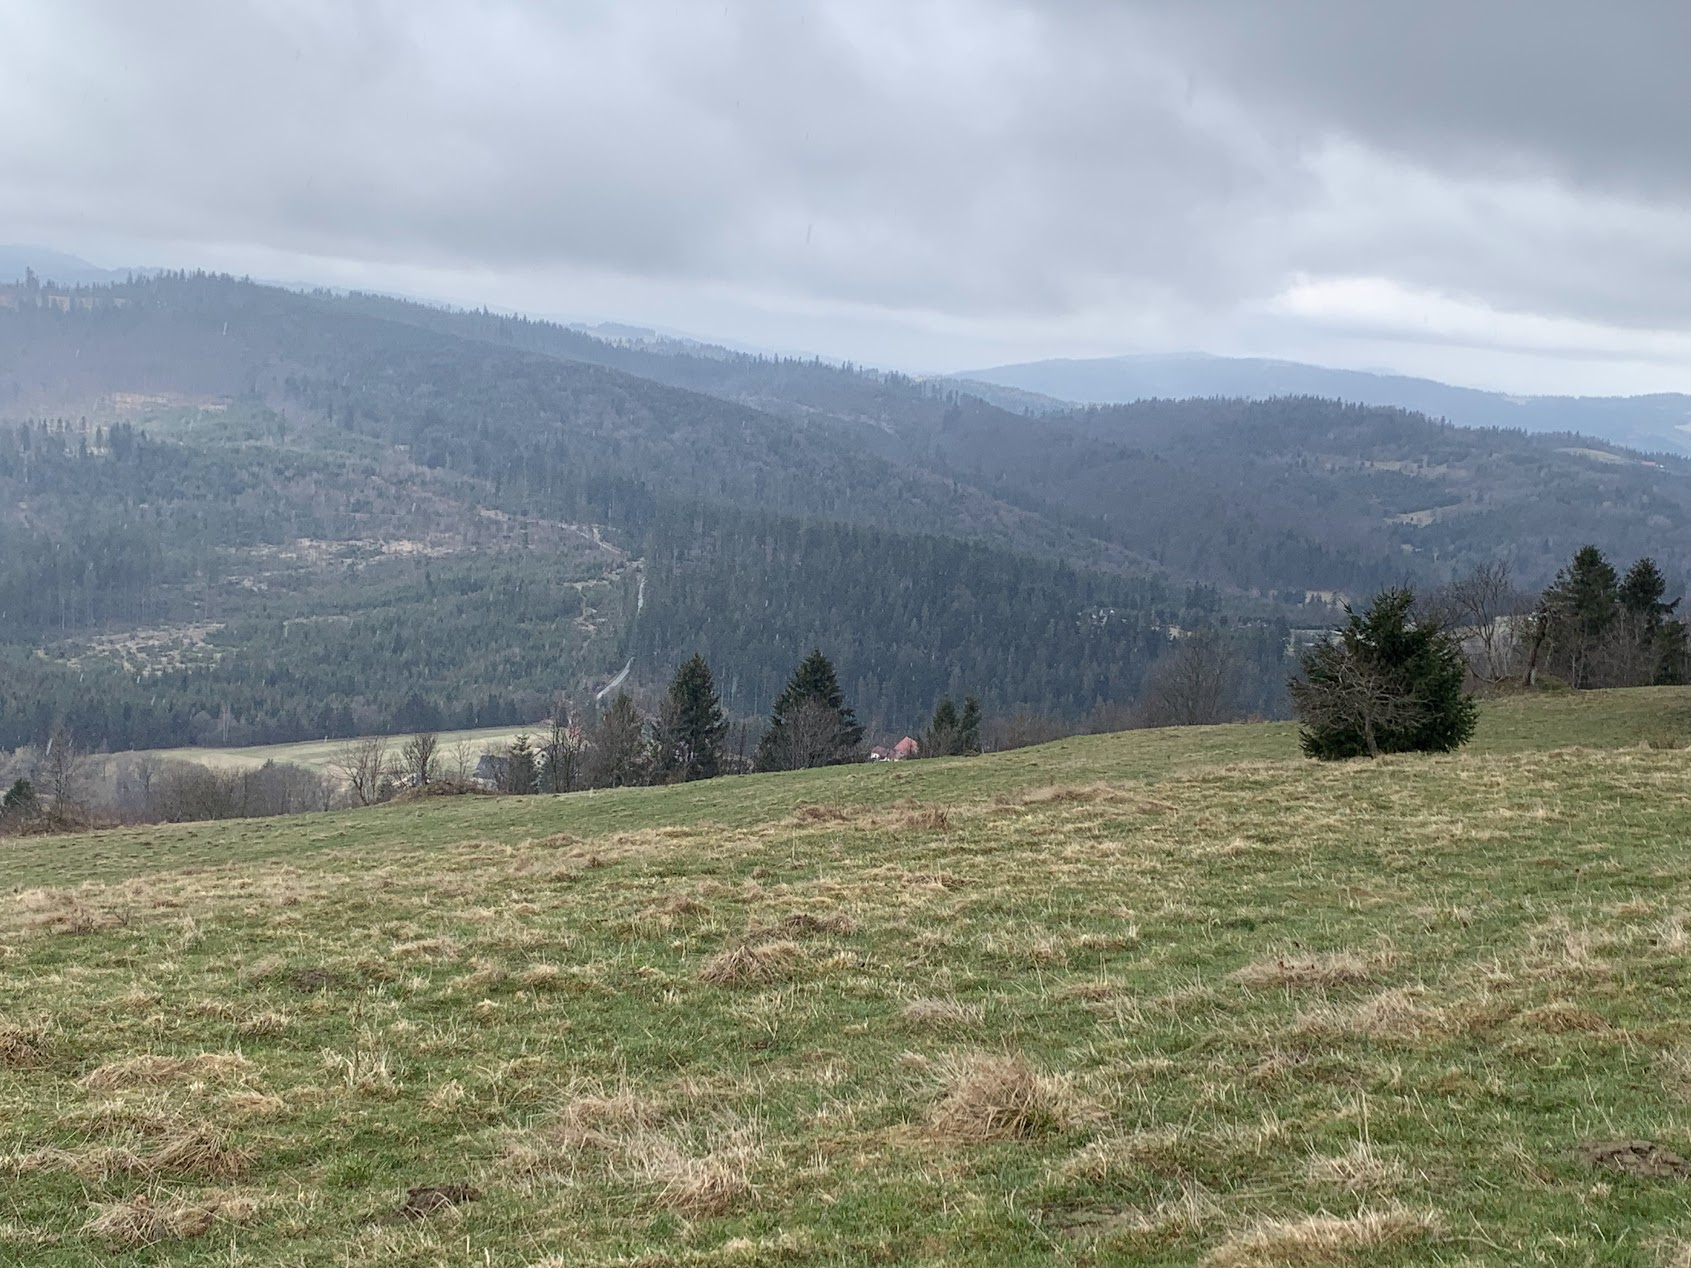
[0,0,1685,391]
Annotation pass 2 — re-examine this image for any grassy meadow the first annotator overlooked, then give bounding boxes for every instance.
[2,687,1690,1265]
[120,724,539,779]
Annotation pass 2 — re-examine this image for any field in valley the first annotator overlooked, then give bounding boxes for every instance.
[2,687,1690,1265]
[128,725,540,780]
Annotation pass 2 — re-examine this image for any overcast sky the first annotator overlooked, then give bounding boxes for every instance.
[2,0,1687,394]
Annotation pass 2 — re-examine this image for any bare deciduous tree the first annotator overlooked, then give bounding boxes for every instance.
[331,736,389,806]
[763,698,855,771]
[1431,561,1529,684]
[36,728,89,829]
[400,732,439,787]
[451,738,475,783]
[1289,644,1424,759]
[1144,631,1240,726]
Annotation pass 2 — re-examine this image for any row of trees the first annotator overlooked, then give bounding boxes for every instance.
[1415,548,1686,690]
[1289,545,1687,761]
[464,648,975,800]
[0,729,339,833]
[1525,548,1686,689]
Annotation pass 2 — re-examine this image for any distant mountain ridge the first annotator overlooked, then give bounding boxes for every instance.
[4,272,1691,750]
[955,353,1691,457]
[0,245,141,287]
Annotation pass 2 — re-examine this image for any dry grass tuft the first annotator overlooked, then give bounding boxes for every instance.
[80,1052,255,1090]
[2,1125,250,1182]
[1305,1142,1407,1193]
[0,1021,50,1068]
[14,887,118,935]
[898,806,950,831]
[928,1052,1079,1142]
[1295,989,1443,1043]
[223,1091,287,1118]
[901,997,985,1029]
[1200,1204,1442,1266]
[1658,1047,1691,1102]
[643,1145,756,1216]
[83,1191,258,1248]
[550,1087,666,1150]
[699,940,805,985]
[780,911,857,936]
[1013,783,1128,807]
[1517,1001,1611,1034]
[1233,949,1384,991]
[539,1088,754,1216]
[790,803,855,824]
[146,1127,253,1179]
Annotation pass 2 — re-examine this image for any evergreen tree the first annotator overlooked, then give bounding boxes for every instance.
[1539,545,1619,687]
[653,655,729,782]
[503,733,538,794]
[923,697,960,756]
[1657,620,1690,686]
[754,649,864,771]
[1618,557,1686,686]
[585,692,648,788]
[921,695,983,757]
[958,695,982,754]
[1620,557,1674,631]
[1290,588,1476,760]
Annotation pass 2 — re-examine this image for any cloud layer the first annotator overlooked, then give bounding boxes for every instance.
[2,0,1686,392]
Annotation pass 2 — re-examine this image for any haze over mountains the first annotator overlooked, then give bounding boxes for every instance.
[10,244,1685,459]
[3,269,1689,754]
[957,354,1691,458]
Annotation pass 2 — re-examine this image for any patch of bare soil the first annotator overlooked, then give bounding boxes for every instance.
[1576,1140,1691,1178]
[287,967,345,993]
[398,1185,481,1219]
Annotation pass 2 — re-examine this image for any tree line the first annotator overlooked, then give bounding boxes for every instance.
[1287,544,1687,762]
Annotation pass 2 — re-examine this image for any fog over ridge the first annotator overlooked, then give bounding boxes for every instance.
[1,0,1685,394]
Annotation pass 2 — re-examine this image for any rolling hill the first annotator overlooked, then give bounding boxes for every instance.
[3,273,1690,753]
[957,352,1691,458]
[1,688,1688,1263]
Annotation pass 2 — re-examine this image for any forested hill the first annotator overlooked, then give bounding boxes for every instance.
[332,288,1691,589]
[1,273,1688,751]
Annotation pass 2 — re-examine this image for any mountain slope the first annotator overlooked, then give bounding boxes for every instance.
[319,290,1691,593]
[957,352,1691,457]
[4,274,1689,750]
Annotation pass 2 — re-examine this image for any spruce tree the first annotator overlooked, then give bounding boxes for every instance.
[653,655,728,783]
[1290,588,1476,760]
[586,692,649,788]
[1620,557,1672,629]
[755,649,864,771]
[921,695,983,757]
[1539,545,1619,687]
[923,696,961,757]
[503,733,538,794]
[958,696,982,754]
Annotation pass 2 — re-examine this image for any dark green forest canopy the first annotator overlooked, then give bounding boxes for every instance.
[1,274,1687,750]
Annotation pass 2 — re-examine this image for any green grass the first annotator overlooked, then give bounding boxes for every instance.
[2,686,1690,1265]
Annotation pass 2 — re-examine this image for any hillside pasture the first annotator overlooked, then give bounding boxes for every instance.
[0,687,1689,1264]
